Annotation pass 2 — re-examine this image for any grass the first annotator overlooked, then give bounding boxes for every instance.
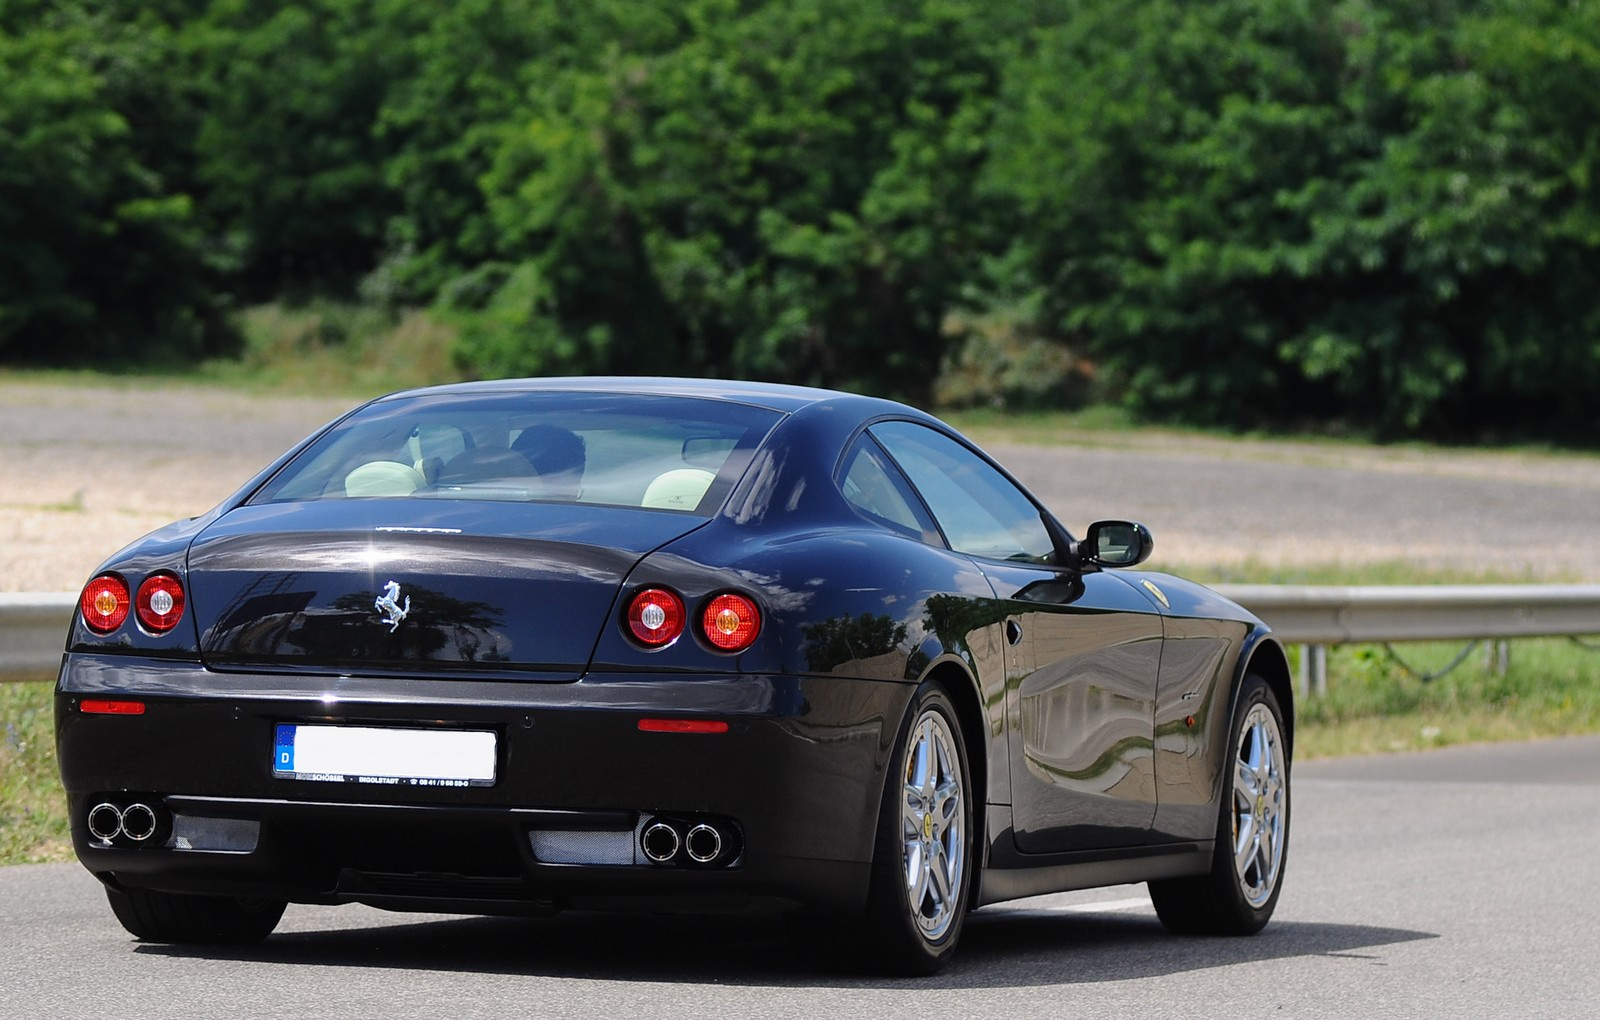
[0,681,70,865]
[194,302,463,397]
[1288,638,1600,758]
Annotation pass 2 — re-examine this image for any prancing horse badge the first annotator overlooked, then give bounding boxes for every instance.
[375,581,411,632]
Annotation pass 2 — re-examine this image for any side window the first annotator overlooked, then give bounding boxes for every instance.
[870,421,1056,563]
[839,436,939,541]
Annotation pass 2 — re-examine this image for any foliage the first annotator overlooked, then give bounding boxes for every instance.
[986,0,1600,438]
[453,0,1003,403]
[936,300,1096,411]
[4,0,1600,436]
[196,301,458,396]
[183,0,421,296]
[0,0,231,364]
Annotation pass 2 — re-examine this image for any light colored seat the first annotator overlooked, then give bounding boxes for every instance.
[344,460,424,497]
[641,468,715,511]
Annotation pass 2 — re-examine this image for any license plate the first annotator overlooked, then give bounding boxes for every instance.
[272,724,497,787]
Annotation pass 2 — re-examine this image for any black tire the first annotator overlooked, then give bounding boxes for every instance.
[1150,673,1290,935]
[105,886,286,944]
[858,682,975,975]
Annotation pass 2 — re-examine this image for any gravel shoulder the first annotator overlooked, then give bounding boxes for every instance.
[5,376,1597,592]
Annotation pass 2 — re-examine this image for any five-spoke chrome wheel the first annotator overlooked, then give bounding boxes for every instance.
[1231,701,1287,909]
[1149,673,1290,936]
[859,682,973,974]
[901,708,966,942]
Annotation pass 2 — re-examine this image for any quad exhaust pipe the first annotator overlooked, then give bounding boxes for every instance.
[641,821,681,864]
[639,816,738,866]
[87,803,124,842]
[684,823,723,864]
[86,801,162,844]
[121,803,158,841]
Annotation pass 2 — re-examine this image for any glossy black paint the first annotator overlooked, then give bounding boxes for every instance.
[56,377,1289,926]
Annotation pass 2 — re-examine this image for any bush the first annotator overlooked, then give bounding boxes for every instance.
[0,2,232,364]
[983,0,1600,438]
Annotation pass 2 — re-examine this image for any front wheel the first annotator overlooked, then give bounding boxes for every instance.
[1150,673,1290,935]
[106,886,286,944]
[860,682,974,975]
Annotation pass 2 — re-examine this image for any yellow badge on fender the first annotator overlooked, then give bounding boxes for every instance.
[1140,579,1170,608]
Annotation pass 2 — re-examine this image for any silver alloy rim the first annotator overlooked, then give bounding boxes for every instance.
[901,709,965,941]
[1231,702,1287,908]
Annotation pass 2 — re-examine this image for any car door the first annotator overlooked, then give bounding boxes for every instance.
[869,421,1162,854]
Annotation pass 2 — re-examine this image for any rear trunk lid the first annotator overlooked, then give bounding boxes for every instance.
[187,500,700,677]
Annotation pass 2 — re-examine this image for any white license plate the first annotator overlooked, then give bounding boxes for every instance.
[272,724,496,787]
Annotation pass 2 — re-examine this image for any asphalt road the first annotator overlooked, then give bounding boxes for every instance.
[4,737,1597,1019]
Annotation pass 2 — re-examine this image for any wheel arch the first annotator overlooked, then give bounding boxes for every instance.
[916,657,990,908]
[1240,632,1294,760]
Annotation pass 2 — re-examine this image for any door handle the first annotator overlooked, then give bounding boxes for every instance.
[1005,619,1024,646]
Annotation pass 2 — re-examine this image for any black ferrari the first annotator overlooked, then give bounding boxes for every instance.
[56,377,1291,974]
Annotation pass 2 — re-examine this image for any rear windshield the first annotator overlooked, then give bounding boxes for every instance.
[249,391,782,516]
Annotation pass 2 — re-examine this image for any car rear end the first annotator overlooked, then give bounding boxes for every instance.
[56,384,905,918]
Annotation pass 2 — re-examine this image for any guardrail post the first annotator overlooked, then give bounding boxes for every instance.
[1297,644,1328,698]
[1484,640,1510,677]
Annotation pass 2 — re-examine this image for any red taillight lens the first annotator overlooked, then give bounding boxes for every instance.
[136,574,186,633]
[80,574,130,634]
[627,588,686,646]
[702,593,760,652]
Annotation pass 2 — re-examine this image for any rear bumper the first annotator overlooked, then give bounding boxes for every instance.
[56,653,912,915]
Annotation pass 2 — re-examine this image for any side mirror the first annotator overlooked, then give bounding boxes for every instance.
[1082,520,1153,569]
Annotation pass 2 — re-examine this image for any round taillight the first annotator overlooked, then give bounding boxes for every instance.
[702,593,760,652]
[81,574,130,634]
[136,574,186,633]
[627,588,686,647]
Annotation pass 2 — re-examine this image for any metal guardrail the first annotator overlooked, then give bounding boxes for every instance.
[4,585,1600,685]
[1212,584,1600,695]
[1210,584,1600,645]
[0,593,76,683]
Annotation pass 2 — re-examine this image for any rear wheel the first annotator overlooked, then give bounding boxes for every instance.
[1150,673,1289,935]
[105,886,286,944]
[860,682,974,975]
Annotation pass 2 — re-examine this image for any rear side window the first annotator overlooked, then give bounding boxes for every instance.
[250,391,782,516]
[839,436,939,541]
[869,421,1055,563]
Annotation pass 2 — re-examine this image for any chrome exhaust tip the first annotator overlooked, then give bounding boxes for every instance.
[684,823,723,864]
[641,820,681,864]
[87,803,123,842]
[120,803,158,842]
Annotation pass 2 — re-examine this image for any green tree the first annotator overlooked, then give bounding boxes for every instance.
[458,0,1003,404]
[985,0,1600,438]
[184,0,417,297]
[0,0,226,363]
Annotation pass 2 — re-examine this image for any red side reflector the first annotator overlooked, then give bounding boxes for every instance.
[637,718,729,734]
[81,700,146,716]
